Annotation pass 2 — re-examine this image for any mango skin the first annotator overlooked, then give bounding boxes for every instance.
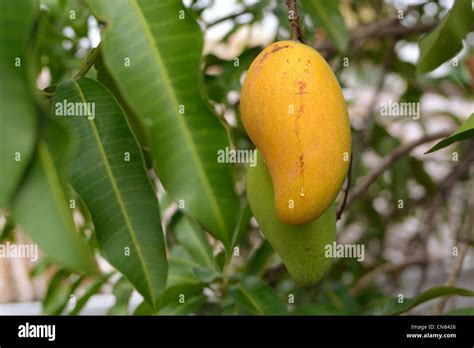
[247,151,335,287]
[241,40,351,225]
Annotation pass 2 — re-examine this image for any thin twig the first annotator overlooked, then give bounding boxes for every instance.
[407,141,474,247]
[351,144,474,294]
[75,43,101,78]
[361,40,395,138]
[337,153,353,220]
[285,0,304,43]
[346,130,453,207]
[412,194,443,295]
[433,238,470,314]
[319,18,437,59]
[351,256,435,295]
[433,178,474,314]
[389,141,474,220]
[409,142,474,296]
[206,10,249,27]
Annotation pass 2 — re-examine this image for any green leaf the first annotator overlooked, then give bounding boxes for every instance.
[139,253,207,315]
[70,273,112,315]
[133,299,155,315]
[444,307,474,315]
[107,276,134,315]
[292,303,348,315]
[229,276,288,315]
[215,250,226,272]
[159,295,206,315]
[170,213,214,269]
[246,241,275,276]
[12,119,96,273]
[417,0,474,74]
[205,48,261,104]
[52,77,167,309]
[300,0,348,52]
[193,266,220,283]
[231,198,252,247]
[321,284,362,314]
[0,212,16,242]
[94,52,149,153]
[158,283,205,312]
[167,247,203,287]
[0,0,38,208]
[43,271,85,315]
[425,114,474,153]
[408,157,436,197]
[89,0,239,248]
[390,286,474,315]
[29,259,51,278]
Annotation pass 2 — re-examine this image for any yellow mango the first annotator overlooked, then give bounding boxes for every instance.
[247,151,335,287]
[241,40,351,225]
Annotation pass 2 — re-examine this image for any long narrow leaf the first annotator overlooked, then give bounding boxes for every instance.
[158,283,205,313]
[170,213,214,269]
[43,271,85,315]
[425,113,474,153]
[417,0,474,74]
[89,0,239,248]
[390,286,474,315]
[70,273,112,315]
[0,0,38,207]
[159,295,206,315]
[53,77,167,308]
[230,276,288,315]
[12,120,96,273]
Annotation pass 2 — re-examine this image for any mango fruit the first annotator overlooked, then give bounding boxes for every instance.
[241,40,351,225]
[247,151,335,287]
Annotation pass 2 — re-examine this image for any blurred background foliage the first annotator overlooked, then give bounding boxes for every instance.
[0,0,474,315]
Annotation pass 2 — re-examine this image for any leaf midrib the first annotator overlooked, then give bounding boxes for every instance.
[239,283,264,315]
[71,79,156,306]
[126,0,228,242]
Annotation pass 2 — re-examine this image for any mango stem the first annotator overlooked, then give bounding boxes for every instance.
[285,0,305,43]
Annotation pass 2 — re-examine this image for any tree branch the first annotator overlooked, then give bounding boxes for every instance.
[319,18,438,59]
[433,177,474,314]
[351,256,435,295]
[433,237,470,314]
[206,10,249,27]
[286,0,304,43]
[388,141,474,220]
[407,141,474,296]
[346,130,453,207]
[404,139,474,241]
[411,194,443,295]
[337,153,353,220]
